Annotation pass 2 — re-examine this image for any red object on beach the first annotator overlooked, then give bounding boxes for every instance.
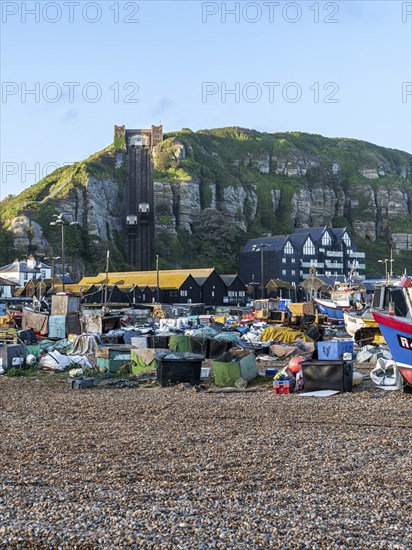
[288,356,305,374]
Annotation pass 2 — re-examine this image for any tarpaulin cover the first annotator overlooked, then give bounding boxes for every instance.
[40,350,92,371]
[19,329,37,345]
[69,334,102,356]
[191,327,218,339]
[270,340,315,360]
[169,335,192,352]
[82,313,102,334]
[122,330,141,345]
[22,309,49,335]
[48,315,66,339]
[261,326,314,343]
[370,358,403,390]
[131,348,156,373]
[213,332,240,344]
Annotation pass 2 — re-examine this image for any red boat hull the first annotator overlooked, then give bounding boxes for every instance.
[399,367,412,386]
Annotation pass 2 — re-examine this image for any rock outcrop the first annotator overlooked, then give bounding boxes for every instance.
[9,215,49,254]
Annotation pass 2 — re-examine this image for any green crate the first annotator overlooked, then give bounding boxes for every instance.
[130,349,156,374]
[97,356,130,373]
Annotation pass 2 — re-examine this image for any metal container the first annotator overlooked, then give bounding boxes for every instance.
[0,344,25,372]
[51,295,80,316]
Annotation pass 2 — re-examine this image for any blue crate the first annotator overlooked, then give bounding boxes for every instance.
[317,340,354,360]
[265,368,279,376]
[273,377,294,385]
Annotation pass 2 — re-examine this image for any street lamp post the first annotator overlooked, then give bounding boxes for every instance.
[50,214,78,292]
[378,249,395,285]
[378,259,388,284]
[259,243,269,299]
[156,255,160,303]
[44,256,61,294]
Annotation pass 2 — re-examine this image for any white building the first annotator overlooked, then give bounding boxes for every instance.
[0,276,18,298]
[0,256,52,287]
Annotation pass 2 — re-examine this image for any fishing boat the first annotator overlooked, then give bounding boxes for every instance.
[343,309,385,344]
[314,289,362,323]
[342,280,407,339]
[372,311,412,386]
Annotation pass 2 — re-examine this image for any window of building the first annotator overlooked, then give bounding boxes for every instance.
[291,258,296,263]
[180,290,187,297]
[291,270,295,275]
[239,291,245,297]
[303,238,315,255]
[322,232,331,246]
[41,269,46,278]
[282,270,286,275]
[284,241,293,255]
[282,258,286,263]
[342,232,351,247]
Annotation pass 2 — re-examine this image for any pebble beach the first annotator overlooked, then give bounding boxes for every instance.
[1,375,411,549]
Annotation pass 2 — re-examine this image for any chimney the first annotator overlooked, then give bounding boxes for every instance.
[26,255,36,269]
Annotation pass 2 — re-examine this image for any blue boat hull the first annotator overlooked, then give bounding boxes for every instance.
[314,299,346,323]
[372,312,412,385]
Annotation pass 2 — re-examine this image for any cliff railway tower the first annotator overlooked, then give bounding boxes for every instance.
[114,124,163,270]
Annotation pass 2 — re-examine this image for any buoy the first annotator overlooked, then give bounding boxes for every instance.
[287,355,305,374]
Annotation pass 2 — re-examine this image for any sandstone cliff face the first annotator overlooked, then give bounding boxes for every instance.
[52,178,123,239]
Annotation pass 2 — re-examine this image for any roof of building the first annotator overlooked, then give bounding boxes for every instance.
[243,226,353,254]
[220,275,238,286]
[242,236,289,253]
[80,269,219,290]
[51,284,90,295]
[79,272,197,290]
[0,276,18,286]
[266,279,294,289]
[0,261,38,274]
[13,287,26,297]
[55,274,74,284]
[289,233,310,249]
[330,227,348,240]
[36,261,51,269]
[292,226,330,242]
[98,268,215,279]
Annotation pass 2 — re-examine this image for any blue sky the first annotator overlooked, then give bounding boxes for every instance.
[1,0,411,197]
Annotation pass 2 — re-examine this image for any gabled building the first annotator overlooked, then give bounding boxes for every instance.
[0,256,53,287]
[0,276,18,299]
[79,271,202,305]
[239,235,300,291]
[239,226,365,287]
[221,275,248,305]
[0,260,40,287]
[78,268,244,306]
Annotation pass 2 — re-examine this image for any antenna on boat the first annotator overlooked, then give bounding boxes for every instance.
[388,248,394,282]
